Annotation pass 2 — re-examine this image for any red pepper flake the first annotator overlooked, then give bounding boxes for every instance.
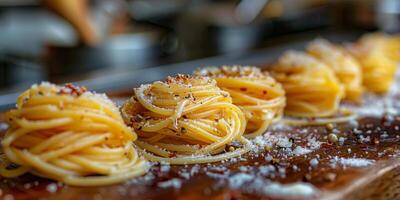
[240,88,247,91]
[263,90,267,95]
[58,83,87,96]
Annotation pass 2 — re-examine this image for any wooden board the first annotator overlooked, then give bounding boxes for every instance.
[0,95,399,200]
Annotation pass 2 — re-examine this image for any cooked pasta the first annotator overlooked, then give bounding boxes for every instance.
[121,74,250,165]
[271,51,344,117]
[307,39,363,102]
[358,32,400,62]
[347,33,398,93]
[194,66,286,138]
[0,83,148,186]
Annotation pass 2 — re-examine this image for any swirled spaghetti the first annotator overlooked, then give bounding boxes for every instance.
[347,33,398,93]
[358,32,400,62]
[307,39,363,102]
[271,51,344,117]
[121,75,250,165]
[0,83,148,186]
[194,66,286,138]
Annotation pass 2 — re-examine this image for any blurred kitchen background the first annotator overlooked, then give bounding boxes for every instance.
[0,0,399,95]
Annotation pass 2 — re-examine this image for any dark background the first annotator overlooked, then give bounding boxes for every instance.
[0,0,399,95]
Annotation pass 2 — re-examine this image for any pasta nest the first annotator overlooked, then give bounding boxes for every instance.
[195,65,286,138]
[272,51,344,117]
[347,33,398,93]
[358,32,400,62]
[121,74,250,165]
[307,39,363,102]
[0,83,148,186]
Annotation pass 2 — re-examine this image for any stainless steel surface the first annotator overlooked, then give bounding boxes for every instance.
[376,0,400,33]
[176,3,270,58]
[235,0,269,24]
[45,26,164,77]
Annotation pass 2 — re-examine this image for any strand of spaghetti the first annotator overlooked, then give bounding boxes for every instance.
[135,137,251,165]
[282,111,357,126]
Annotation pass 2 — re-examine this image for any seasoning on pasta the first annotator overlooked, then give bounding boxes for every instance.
[347,33,398,93]
[0,83,148,186]
[194,66,286,138]
[121,75,250,165]
[271,51,344,117]
[307,39,363,102]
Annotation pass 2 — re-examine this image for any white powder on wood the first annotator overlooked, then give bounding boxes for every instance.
[158,178,182,188]
[330,157,375,168]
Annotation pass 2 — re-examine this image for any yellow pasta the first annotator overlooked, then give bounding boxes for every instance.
[307,39,363,102]
[194,66,286,138]
[347,33,398,93]
[0,83,148,186]
[271,51,344,117]
[358,32,400,62]
[121,75,250,165]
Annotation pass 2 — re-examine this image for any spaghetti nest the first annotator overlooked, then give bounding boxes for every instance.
[121,75,250,165]
[271,51,344,117]
[194,66,286,138]
[307,39,363,102]
[347,33,398,93]
[358,32,400,62]
[0,83,148,186]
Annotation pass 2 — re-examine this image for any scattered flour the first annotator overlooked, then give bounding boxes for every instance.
[306,137,321,150]
[46,183,58,193]
[309,158,319,168]
[258,165,276,176]
[158,178,183,189]
[160,165,171,173]
[228,173,254,189]
[228,173,318,198]
[261,181,317,197]
[330,157,375,168]
[293,146,313,156]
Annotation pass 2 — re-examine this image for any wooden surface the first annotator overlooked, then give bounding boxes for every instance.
[0,99,399,200]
